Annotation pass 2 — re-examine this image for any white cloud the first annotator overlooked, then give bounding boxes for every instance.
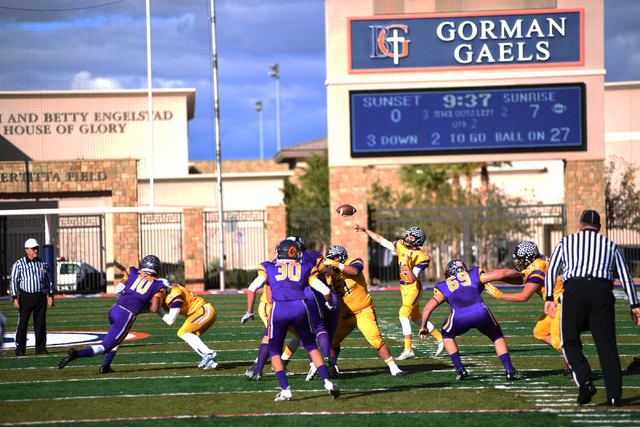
[70,71,121,90]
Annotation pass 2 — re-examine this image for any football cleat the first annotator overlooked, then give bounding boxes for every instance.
[325,381,341,399]
[455,367,469,380]
[397,349,415,361]
[284,368,295,377]
[247,371,262,381]
[305,363,318,381]
[245,361,258,379]
[506,370,525,381]
[435,340,445,357]
[274,389,293,401]
[627,357,640,371]
[98,365,115,374]
[203,358,219,370]
[393,369,406,377]
[58,348,78,369]
[198,351,217,368]
[324,356,339,379]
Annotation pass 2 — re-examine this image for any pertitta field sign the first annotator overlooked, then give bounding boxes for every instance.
[349,9,583,72]
[349,84,586,157]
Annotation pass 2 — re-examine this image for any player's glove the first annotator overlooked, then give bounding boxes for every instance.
[241,313,255,324]
[484,283,503,299]
[325,301,336,311]
[323,259,340,268]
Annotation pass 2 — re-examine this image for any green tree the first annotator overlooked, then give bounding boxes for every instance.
[283,150,329,209]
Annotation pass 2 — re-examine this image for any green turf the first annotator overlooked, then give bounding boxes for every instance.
[1,290,640,426]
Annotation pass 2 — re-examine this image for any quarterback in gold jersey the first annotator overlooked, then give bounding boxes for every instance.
[323,245,405,376]
[484,241,567,372]
[355,224,444,360]
[156,283,218,370]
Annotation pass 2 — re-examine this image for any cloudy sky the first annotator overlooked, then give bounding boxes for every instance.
[0,0,638,162]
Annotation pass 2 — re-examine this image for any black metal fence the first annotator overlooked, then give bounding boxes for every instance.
[204,210,266,289]
[57,215,106,292]
[0,214,106,294]
[138,212,184,283]
[287,208,331,255]
[606,201,640,276]
[370,204,566,286]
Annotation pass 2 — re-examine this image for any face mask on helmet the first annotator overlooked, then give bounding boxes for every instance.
[277,240,301,261]
[445,259,467,277]
[141,255,161,276]
[286,235,306,252]
[404,226,426,248]
[512,241,540,272]
[326,245,348,263]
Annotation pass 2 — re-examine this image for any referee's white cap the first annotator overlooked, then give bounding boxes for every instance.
[24,238,40,248]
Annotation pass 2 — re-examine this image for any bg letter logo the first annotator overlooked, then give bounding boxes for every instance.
[369,25,410,65]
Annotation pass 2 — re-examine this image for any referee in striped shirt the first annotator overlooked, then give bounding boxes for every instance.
[545,209,640,407]
[10,238,55,356]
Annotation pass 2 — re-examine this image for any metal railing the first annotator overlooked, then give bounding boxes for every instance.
[287,207,331,255]
[138,212,183,283]
[369,204,566,286]
[204,210,266,289]
[606,201,640,275]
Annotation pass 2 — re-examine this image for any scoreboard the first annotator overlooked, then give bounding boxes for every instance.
[349,83,586,157]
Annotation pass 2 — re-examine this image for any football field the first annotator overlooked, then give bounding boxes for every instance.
[1,289,639,426]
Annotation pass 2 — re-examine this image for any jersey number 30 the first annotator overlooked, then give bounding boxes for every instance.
[275,262,301,281]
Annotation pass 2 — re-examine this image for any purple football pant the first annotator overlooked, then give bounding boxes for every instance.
[268,299,318,357]
[102,304,137,353]
[441,303,504,342]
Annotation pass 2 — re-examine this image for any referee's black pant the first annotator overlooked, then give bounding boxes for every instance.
[561,277,621,401]
[15,292,48,354]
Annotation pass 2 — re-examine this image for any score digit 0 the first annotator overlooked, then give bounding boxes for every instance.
[391,108,401,123]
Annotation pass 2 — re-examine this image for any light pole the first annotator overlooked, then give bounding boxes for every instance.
[268,62,281,153]
[254,100,264,160]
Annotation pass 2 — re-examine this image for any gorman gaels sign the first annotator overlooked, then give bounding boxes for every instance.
[349,9,583,72]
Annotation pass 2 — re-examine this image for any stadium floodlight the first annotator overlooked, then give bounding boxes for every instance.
[254,101,264,160]
[268,63,281,153]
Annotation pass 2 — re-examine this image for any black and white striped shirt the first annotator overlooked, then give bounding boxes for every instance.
[545,229,639,308]
[10,256,54,297]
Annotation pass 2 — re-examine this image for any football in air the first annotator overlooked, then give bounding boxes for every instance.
[336,204,357,217]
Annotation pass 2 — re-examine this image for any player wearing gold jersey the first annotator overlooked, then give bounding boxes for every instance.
[483,241,568,373]
[323,245,404,376]
[156,283,218,370]
[355,224,444,360]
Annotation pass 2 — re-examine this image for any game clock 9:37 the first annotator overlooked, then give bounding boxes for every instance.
[443,93,492,108]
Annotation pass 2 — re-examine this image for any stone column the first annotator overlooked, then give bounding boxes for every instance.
[112,160,139,285]
[266,204,286,258]
[329,166,369,279]
[564,159,606,234]
[183,208,205,292]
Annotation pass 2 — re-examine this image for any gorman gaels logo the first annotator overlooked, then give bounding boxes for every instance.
[369,24,410,65]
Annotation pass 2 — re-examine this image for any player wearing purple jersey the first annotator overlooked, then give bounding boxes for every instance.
[419,259,525,381]
[279,235,340,380]
[58,255,168,372]
[253,239,340,401]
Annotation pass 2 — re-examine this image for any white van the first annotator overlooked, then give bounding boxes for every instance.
[57,261,105,293]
